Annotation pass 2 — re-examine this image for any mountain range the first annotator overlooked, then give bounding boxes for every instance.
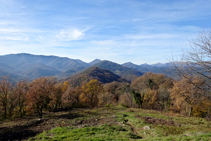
[0,53,176,83]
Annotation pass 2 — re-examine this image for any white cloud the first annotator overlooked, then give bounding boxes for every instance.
[56,29,85,41]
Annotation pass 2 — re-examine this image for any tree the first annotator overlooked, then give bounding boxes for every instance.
[14,79,29,117]
[81,79,103,107]
[169,76,205,116]
[130,90,143,108]
[131,73,173,110]
[61,86,81,109]
[27,76,56,118]
[0,76,13,118]
[49,83,63,110]
[120,83,133,107]
[172,30,211,101]
[101,81,122,106]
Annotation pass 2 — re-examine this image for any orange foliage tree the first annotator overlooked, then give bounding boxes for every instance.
[48,83,63,110]
[26,76,56,118]
[0,76,14,118]
[14,79,29,117]
[79,79,103,107]
[170,76,205,117]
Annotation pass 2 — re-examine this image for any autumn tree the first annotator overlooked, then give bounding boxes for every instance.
[62,81,70,93]
[61,87,78,110]
[131,72,173,110]
[0,76,14,118]
[100,81,122,106]
[48,83,63,110]
[120,83,134,107]
[170,76,205,117]
[80,79,103,107]
[49,81,72,110]
[27,76,56,118]
[13,79,29,117]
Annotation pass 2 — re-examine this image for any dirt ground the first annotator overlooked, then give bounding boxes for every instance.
[135,115,181,127]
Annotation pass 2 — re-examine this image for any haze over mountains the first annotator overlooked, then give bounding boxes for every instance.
[0,53,176,83]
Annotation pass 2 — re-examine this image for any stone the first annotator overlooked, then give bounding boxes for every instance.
[143,126,150,130]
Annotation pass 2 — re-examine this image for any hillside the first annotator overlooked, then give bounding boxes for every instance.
[94,60,144,81]
[0,63,18,74]
[56,66,85,79]
[60,66,127,87]
[0,70,23,81]
[22,66,61,80]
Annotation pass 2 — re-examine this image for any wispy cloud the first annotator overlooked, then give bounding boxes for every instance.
[56,29,85,41]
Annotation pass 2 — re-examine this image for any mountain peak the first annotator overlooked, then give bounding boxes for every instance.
[122,62,140,70]
[60,66,127,87]
[89,59,101,66]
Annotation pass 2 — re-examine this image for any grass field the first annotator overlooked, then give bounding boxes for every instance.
[1,106,211,140]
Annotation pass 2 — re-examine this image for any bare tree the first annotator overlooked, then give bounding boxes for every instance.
[172,30,211,104]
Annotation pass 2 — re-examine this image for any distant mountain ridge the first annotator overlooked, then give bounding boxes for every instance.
[0,53,89,72]
[122,62,177,78]
[0,53,91,80]
[94,60,144,82]
[0,53,177,82]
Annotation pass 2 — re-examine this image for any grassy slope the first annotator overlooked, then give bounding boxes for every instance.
[28,107,211,141]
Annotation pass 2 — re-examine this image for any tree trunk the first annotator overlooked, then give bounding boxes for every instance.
[20,106,22,117]
[188,106,193,117]
[4,106,7,119]
[39,106,43,118]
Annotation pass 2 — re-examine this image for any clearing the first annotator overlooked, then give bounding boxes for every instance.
[0,107,211,141]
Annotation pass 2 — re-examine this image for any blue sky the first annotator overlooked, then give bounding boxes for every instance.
[0,0,211,64]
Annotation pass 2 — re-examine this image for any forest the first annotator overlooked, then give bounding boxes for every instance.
[0,71,210,120]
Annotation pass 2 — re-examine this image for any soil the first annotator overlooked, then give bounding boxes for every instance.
[135,115,176,126]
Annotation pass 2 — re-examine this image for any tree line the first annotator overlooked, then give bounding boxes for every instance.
[0,72,210,119]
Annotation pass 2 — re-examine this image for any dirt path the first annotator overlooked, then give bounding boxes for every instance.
[127,122,139,135]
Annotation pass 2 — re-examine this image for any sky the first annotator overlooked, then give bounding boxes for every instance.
[0,0,211,65]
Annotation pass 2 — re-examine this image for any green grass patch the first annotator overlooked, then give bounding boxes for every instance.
[29,124,142,141]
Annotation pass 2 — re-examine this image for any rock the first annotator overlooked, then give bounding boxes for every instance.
[111,115,117,118]
[143,126,150,130]
[78,125,85,128]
